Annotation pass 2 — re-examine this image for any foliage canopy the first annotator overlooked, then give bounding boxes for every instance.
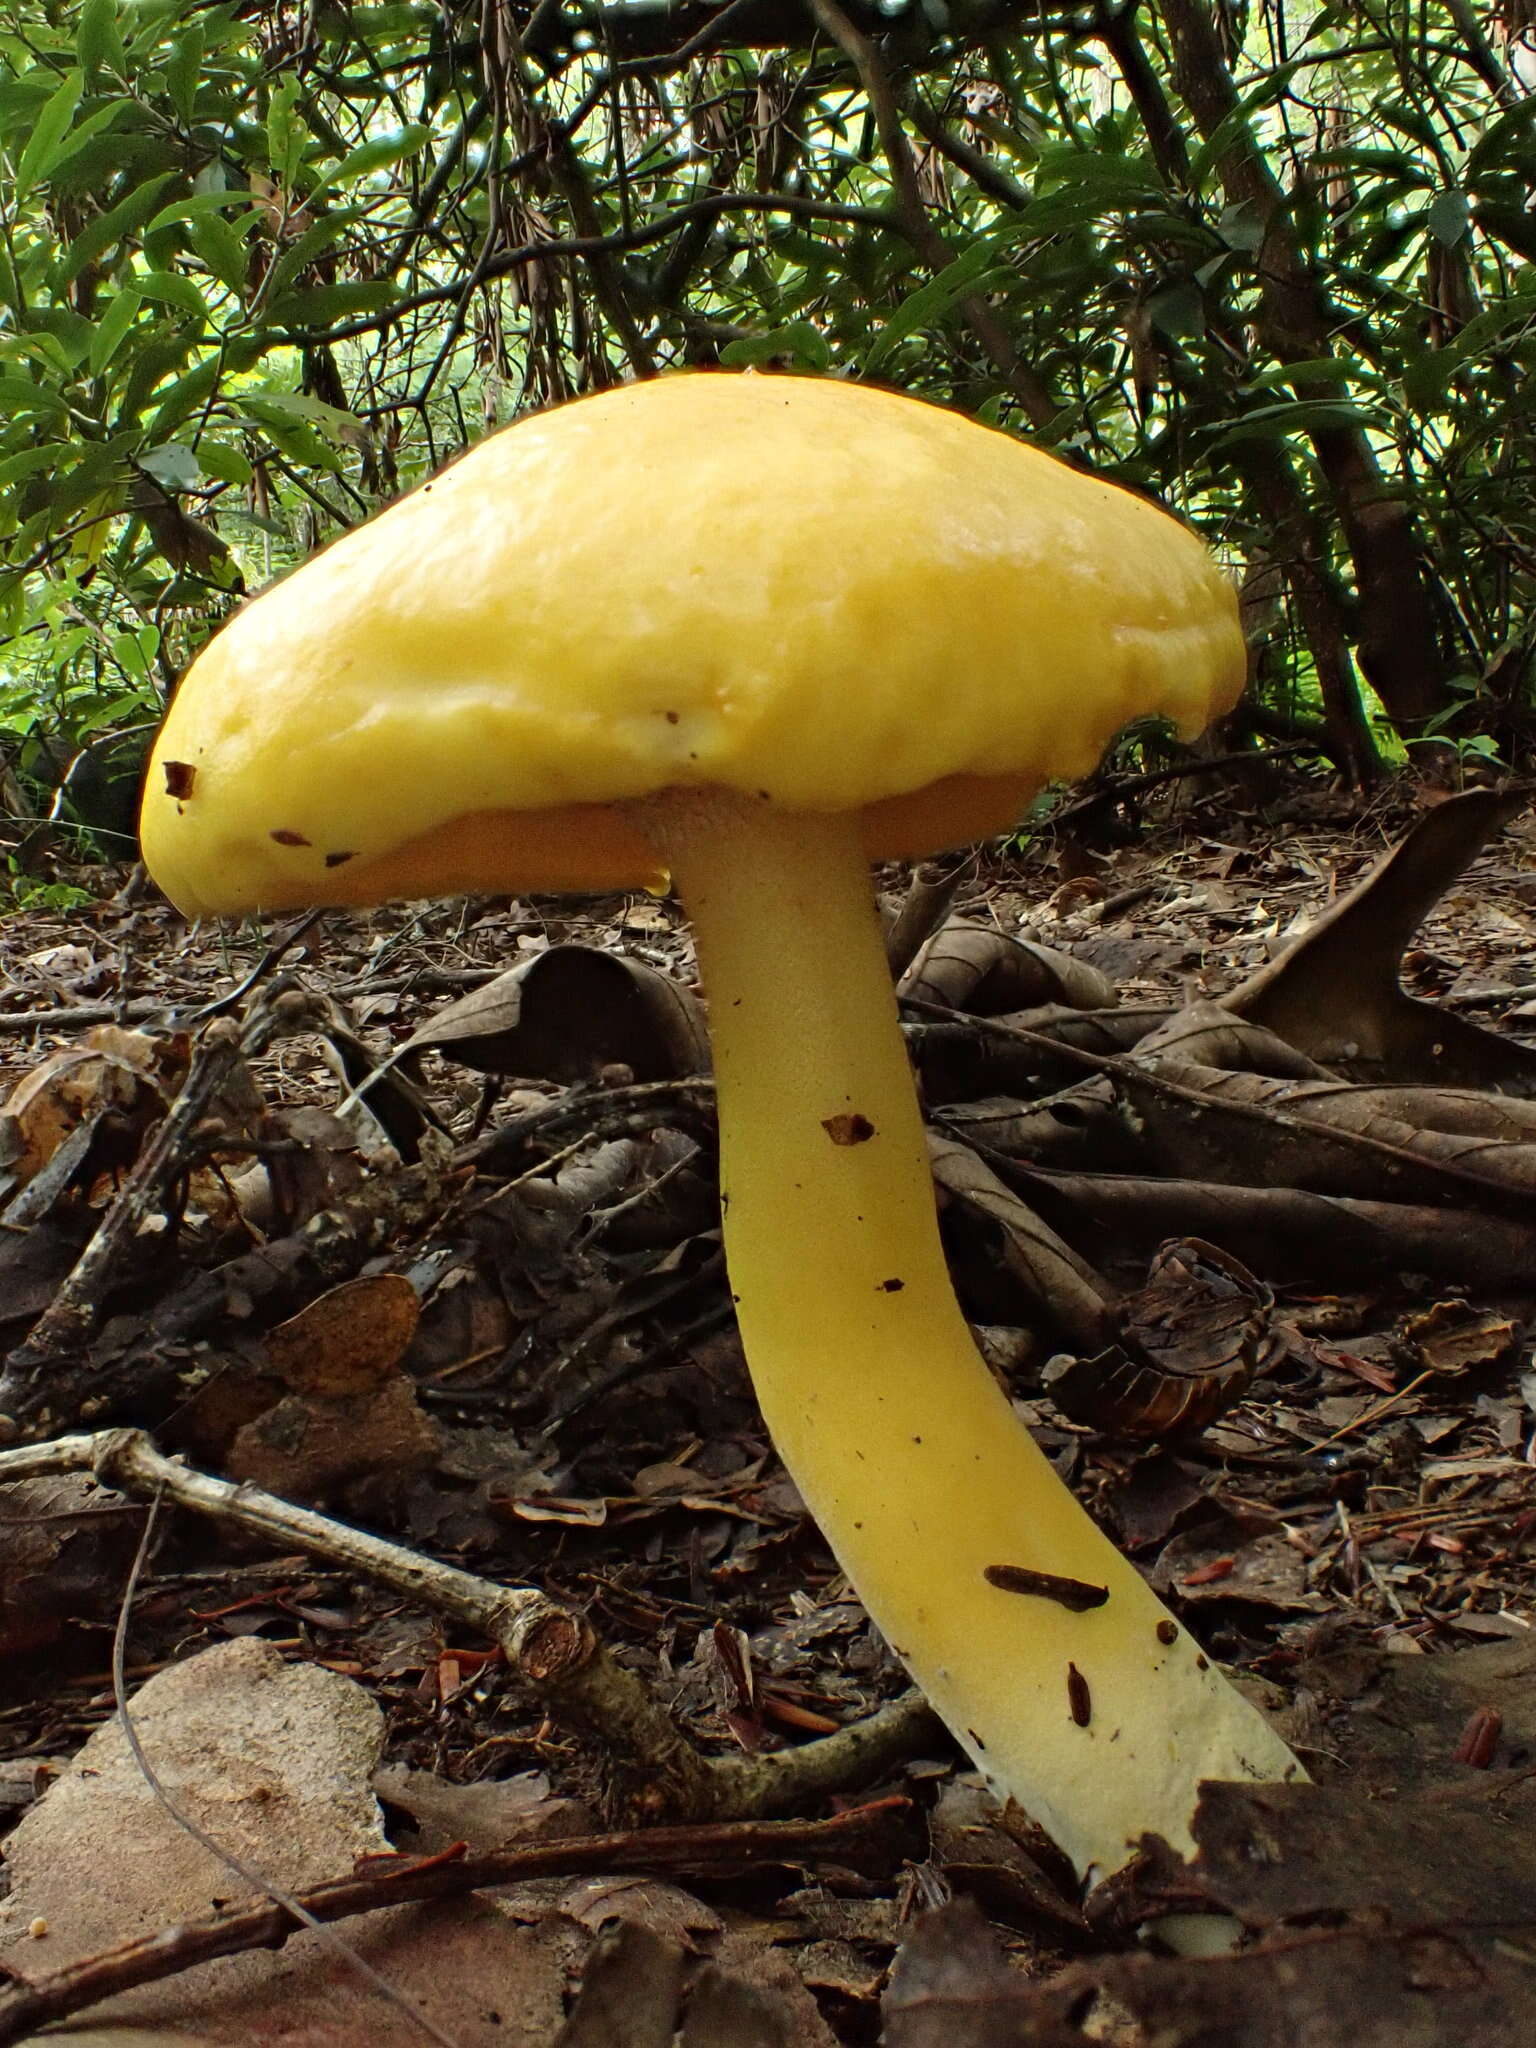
[1,0,1532,809]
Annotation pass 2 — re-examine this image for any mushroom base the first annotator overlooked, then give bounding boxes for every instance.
[649,791,1304,1884]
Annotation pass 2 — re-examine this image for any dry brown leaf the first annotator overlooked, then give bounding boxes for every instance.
[1191,1770,1536,1931]
[219,1275,437,1497]
[941,1085,1141,1172]
[1152,1512,1323,1613]
[0,1474,145,1657]
[1394,1299,1519,1377]
[226,1373,440,1498]
[0,1640,566,2046]
[928,1782,1088,1939]
[1045,1240,1274,1441]
[258,1103,365,1233]
[1227,787,1536,1092]
[926,1133,1112,1352]
[908,1003,1165,1105]
[404,944,709,1083]
[1132,999,1335,1078]
[1125,1055,1536,1209]
[371,1764,573,1855]
[1015,1163,1536,1286]
[0,1026,170,1191]
[679,1965,795,2047]
[1052,1929,1536,2047]
[899,920,1116,1016]
[264,1273,421,1396]
[555,1919,686,2048]
[883,1900,1080,2048]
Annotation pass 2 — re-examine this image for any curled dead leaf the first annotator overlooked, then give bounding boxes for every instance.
[403,945,709,1083]
[1395,1299,1518,1378]
[1046,1239,1274,1440]
[899,919,1116,1016]
[0,1027,174,1195]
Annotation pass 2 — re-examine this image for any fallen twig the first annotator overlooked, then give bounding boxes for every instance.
[0,1799,909,2047]
[1046,742,1309,829]
[458,1076,717,1176]
[0,986,325,1431]
[107,1497,460,2048]
[1009,1165,1536,1287]
[0,1430,943,1825]
[906,999,1536,1223]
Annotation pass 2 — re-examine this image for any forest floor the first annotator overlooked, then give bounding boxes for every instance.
[2,769,1536,2046]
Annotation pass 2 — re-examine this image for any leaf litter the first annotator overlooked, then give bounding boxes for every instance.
[4,783,1536,2039]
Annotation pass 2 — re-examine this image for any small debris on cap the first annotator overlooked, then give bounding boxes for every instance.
[985,1564,1109,1613]
[822,1112,875,1145]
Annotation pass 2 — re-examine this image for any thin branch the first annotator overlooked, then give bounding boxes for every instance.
[0,1429,944,1825]
[806,0,1058,429]
[902,92,1033,214]
[0,988,319,1425]
[0,1801,908,2048]
[108,1497,461,2048]
[284,193,903,346]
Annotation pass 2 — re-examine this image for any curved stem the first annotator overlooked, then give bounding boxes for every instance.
[653,793,1302,1882]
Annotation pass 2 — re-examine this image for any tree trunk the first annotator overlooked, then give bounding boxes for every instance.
[1157,0,1452,733]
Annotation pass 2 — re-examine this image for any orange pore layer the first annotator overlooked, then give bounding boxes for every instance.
[184,773,1040,914]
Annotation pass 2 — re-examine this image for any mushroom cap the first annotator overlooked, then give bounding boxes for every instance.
[141,373,1245,916]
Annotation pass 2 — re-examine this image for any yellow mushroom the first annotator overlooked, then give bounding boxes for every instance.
[142,372,1303,1883]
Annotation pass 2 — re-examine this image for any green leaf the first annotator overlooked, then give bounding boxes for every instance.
[162,25,205,127]
[113,331,196,429]
[57,173,178,287]
[1246,357,1354,394]
[1146,283,1204,341]
[1400,348,1453,416]
[1401,288,1536,414]
[1441,287,1536,361]
[135,269,210,323]
[89,287,142,376]
[1426,187,1469,248]
[1374,99,1441,151]
[267,74,304,186]
[1215,203,1265,256]
[0,444,71,489]
[1467,98,1536,180]
[266,280,393,328]
[1034,144,1159,204]
[195,439,254,486]
[46,97,131,185]
[318,124,433,195]
[111,628,150,681]
[145,189,258,235]
[15,70,84,201]
[187,212,250,296]
[28,305,96,371]
[1208,399,1383,450]
[865,241,1005,372]
[263,206,365,299]
[1475,201,1536,262]
[720,322,832,370]
[1187,60,1302,189]
[77,0,126,76]
[144,356,221,443]
[240,399,345,473]
[239,389,365,450]
[0,376,68,422]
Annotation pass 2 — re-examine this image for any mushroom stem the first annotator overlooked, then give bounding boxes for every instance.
[649,791,1303,1884]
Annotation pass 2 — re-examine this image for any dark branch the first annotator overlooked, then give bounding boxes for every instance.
[519,0,1050,67]
[283,193,904,345]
